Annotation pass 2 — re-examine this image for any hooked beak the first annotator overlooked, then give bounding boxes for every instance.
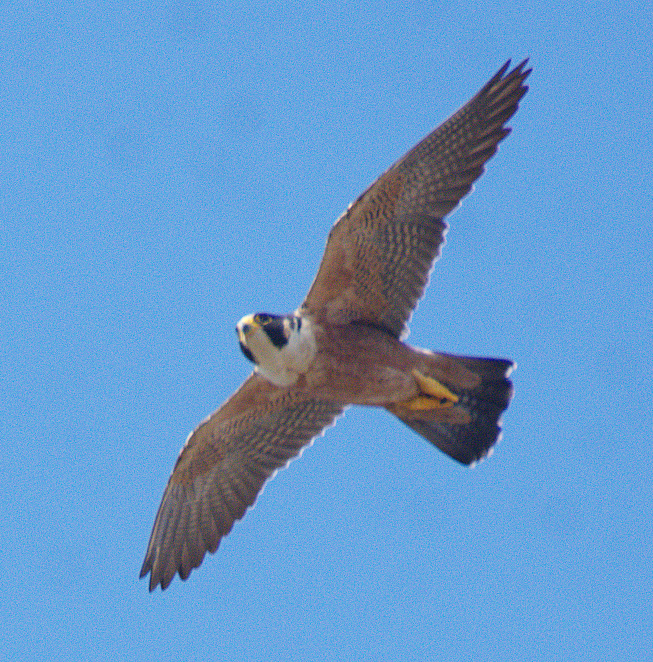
[236,314,259,363]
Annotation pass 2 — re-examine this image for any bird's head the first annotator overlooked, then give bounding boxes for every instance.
[236,313,296,363]
[236,313,314,387]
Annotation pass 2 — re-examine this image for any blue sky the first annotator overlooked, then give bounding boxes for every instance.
[2,1,651,660]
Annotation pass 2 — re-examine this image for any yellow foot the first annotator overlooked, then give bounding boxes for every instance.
[400,369,459,410]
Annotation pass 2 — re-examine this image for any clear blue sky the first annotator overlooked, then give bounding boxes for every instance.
[2,2,651,660]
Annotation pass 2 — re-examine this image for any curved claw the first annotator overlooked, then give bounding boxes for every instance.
[402,369,460,410]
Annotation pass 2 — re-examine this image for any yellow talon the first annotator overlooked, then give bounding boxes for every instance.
[404,396,445,410]
[390,370,460,412]
[407,369,459,409]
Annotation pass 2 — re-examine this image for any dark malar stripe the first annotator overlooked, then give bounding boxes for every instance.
[263,317,289,349]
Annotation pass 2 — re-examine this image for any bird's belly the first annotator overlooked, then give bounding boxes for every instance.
[305,324,420,406]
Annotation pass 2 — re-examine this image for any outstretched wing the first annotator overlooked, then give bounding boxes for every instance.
[300,60,530,338]
[140,374,344,591]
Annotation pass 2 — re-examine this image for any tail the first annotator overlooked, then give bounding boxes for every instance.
[386,353,515,466]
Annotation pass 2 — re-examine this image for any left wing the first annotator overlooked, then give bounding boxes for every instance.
[300,60,530,338]
[140,374,344,591]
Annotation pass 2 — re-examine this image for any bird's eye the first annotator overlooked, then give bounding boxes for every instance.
[255,313,271,325]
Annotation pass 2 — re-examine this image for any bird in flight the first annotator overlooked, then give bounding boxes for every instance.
[141,59,531,591]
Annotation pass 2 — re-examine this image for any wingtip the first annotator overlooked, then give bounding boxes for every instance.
[138,562,158,592]
[139,553,169,592]
[497,57,532,81]
[139,570,168,593]
[510,57,533,82]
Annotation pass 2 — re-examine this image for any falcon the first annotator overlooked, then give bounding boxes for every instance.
[140,59,530,591]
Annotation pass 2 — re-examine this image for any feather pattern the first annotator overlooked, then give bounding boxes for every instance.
[140,374,344,590]
[301,59,530,338]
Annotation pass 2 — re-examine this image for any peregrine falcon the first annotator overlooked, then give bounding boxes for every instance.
[140,59,531,590]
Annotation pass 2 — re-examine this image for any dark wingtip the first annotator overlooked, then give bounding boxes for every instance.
[138,566,158,593]
[507,57,533,86]
[493,58,532,86]
[139,555,164,592]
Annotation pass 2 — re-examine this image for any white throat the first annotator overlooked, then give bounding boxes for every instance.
[248,317,316,387]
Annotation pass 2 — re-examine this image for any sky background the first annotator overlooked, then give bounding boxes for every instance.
[1,1,651,660]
